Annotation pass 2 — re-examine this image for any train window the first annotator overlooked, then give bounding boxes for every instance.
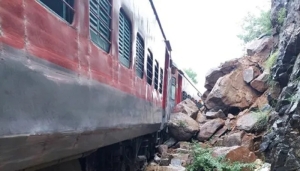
[159,68,163,93]
[135,34,145,78]
[171,77,176,100]
[39,0,75,24]
[146,50,153,85]
[154,60,159,90]
[89,0,112,53]
[119,9,132,68]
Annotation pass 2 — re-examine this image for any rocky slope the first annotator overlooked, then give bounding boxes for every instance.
[145,0,300,170]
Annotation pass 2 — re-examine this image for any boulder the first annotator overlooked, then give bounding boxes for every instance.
[243,66,261,83]
[209,126,228,145]
[167,112,199,141]
[172,99,199,119]
[250,72,270,92]
[246,36,273,57]
[197,118,225,141]
[158,145,169,157]
[212,146,257,163]
[204,59,239,90]
[236,112,265,132]
[205,68,259,111]
[223,131,245,147]
[195,111,207,123]
[170,153,191,167]
[205,109,226,119]
[241,133,256,151]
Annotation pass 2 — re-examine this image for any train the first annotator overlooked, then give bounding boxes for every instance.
[0,0,202,171]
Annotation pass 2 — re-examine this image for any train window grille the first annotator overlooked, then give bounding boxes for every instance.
[146,50,153,85]
[159,68,163,93]
[119,9,132,68]
[154,60,159,90]
[39,0,75,24]
[135,34,145,78]
[89,0,112,53]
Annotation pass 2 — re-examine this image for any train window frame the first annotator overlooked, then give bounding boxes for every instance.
[118,9,132,68]
[159,68,163,94]
[38,0,75,25]
[171,76,176,100]
[89,0,112,53]
[154,60,159,90]
[135,33,145,79]
[146,50,153,85]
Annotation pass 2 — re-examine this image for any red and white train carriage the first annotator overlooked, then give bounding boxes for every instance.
[0,0,202,170]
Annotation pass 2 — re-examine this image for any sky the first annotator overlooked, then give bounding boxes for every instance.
[153,0,271,92]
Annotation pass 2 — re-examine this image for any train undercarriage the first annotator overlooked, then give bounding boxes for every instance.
[22,130,167,171]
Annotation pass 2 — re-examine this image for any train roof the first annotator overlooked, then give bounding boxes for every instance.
[149,0,172,52]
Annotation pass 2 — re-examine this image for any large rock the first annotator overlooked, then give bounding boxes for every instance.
[236,112,266,132]
[167,113,199,141]
[250,72,270,92]
[246,36,273,57]
[205,68,260,110]
[172,99,199,119]
[197,118,225,141]
[212,146,257,163]
[204,59,239,90]
[223,131,245,147]
[243,66,261,83]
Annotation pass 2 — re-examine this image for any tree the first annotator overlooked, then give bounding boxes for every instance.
[237,9,272,44]
[184,68,198,84]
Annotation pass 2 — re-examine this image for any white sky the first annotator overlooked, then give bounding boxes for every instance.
[153,0,271,92]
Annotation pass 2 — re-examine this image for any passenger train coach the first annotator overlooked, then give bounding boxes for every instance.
[0,0,202,170]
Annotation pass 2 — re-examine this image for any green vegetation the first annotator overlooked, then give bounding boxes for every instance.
[252,110,270,131]
[238,9,272,44]
[278,8,286,25]
[178,120,187,127]
[265,50,279,72]
[187,143,255,171]
[184,68,198,84]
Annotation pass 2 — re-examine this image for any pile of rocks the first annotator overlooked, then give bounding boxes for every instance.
[145,37,276,170]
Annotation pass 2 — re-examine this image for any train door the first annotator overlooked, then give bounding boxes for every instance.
[177,75,183,104]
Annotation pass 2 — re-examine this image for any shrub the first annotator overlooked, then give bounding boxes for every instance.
[187,143,255,171]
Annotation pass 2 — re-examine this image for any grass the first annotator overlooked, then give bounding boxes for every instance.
[178,120,187,127]
[252,110,269,131]
[264,50,279,72]
[278,8,286,25]
[187,143,256,171]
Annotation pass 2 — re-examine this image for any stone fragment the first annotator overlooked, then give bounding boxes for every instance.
[167,113,199,141]
[205,109,226,119]
[213,146,257,163]
[158,145,168,157]
[197,118,225,141]
[195,111,207,123]
[145,162,186,171]
[236,112,262,131]
[250,72,269,92]
[223,131,245,147]
[243,66,261,83]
